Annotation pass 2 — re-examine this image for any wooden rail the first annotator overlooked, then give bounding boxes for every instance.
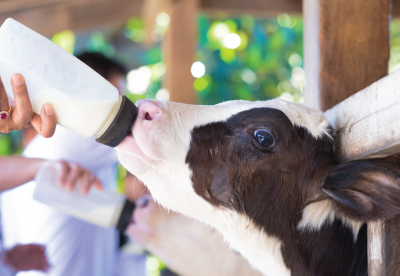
[324,69,400,163]
[0,0,143,36]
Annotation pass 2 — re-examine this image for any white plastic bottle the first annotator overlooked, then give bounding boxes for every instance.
[0,18,137,147]
[33,163,135,230]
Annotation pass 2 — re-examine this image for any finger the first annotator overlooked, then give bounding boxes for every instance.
[65,163,82,191]
[92,176,103,190]
[30,104,56,138]
[55,161,69,188]
[0,76,10,111]
[79,170,91,195]
[10,74,33,125]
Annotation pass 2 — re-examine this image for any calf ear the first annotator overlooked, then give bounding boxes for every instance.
[322,161,400,221]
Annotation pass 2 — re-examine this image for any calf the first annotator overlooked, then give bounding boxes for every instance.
[116,99,400,276]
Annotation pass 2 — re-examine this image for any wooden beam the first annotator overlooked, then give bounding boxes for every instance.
[0,0,143,37]
[5,0,400,32]
[0,0,65,14]
[200,0,302,15]
[163,0,197,104]
[68,0,143,33]
[324,70,400,163]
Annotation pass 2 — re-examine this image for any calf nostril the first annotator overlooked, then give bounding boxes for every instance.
[145,112,152,121]
[139,101,162,121]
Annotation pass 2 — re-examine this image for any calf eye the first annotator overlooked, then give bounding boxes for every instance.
[254,129,275,147]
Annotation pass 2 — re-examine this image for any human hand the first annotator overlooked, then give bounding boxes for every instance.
[48,160,103,195]
[0,74,57,137]
[1,244,50,272]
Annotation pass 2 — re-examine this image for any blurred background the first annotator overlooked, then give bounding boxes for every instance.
[1,0,400,274]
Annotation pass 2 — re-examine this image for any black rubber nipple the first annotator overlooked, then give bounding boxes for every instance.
[96,95,138,147]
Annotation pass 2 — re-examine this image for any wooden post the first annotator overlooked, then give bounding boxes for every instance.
[304,0,391,111]
[303,0,396,275]
[163,0,198,104]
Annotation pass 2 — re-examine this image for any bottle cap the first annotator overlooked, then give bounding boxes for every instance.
[116,199,136,232]
[96,96,138,147]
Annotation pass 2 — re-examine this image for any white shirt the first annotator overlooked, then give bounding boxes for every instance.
[0,213,14,276]
[1,126,118,276]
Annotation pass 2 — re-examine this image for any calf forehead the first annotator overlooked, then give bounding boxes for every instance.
[180,99,329,140]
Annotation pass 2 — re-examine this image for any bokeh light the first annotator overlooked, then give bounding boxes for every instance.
[52,30,75,54]
[191,61,206,78]
[194,77,209,91]
[146,256,160,271]
[151,62,166,80]
[155,88,170,100]
[212,22,230,39]
[220,48,236,63]
[280,92,294,102]
[241,69,257,84]
[224,33,241,49]
[124,17,146,42]
[288,53,303,67]
[277,13,296,29]
[156,12,170,28]
[127,66,152,94]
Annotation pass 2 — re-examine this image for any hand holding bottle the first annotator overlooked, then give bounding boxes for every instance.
[0,73,56,137]
[46,160,103,195]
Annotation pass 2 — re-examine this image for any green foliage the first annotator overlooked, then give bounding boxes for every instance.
[116,165,128,194]
[390,19,400,73]
[87,32,116,57]
[124,17,146,42]
[195,14,304,105]
[0,131,22,156]
[52,30,76,54]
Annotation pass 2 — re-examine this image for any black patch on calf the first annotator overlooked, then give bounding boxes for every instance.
[185,107,370,276]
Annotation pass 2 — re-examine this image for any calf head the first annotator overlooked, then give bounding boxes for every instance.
[116,99,400,276]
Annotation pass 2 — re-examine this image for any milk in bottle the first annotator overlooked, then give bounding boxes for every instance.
[0,18,137,147]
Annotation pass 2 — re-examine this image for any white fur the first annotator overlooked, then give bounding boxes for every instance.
[135,164,290,276]
[297,200,363,241]
[116,99,332,276]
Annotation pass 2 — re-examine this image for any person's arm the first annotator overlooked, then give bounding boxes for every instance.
[0,157,103,193]
[0,74,56,137]
[0,157,43,192]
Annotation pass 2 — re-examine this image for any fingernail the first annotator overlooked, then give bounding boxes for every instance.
[44,104,54,116]
[12,74,23,86]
